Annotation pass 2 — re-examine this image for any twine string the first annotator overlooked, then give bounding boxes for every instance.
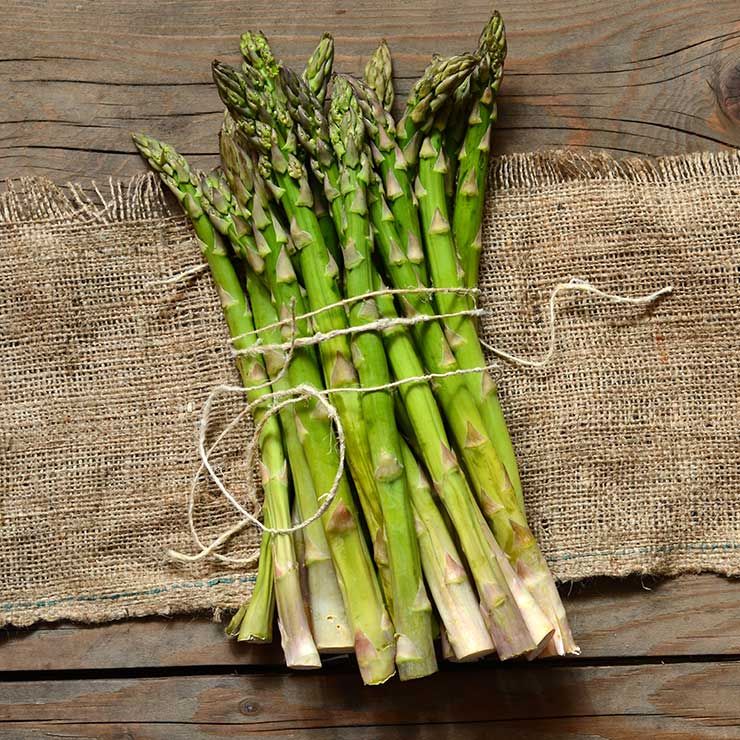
[166,277,672,565]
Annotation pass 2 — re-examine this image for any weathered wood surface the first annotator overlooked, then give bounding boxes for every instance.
[1,0,739,186]
[3,663,740,736]
[2,575,739,671]
[3,719,739,740]
[2,1,740,736]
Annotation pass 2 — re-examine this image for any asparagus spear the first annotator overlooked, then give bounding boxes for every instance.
[244,269,354,653]
[225,520,274,642]
[213,43,396,684]
[396,53,478,175]
[418,129,576,653]
[330,77,437,680]
[364,40,394,111]
[302,33,334,104]
[389,340,553,657]
[199,168,354,654]
[291,501,310,620]
[452,13,506,287]
[446,16,523,510]
[280,66,345,239]
[239,33,339,273]
[352,76,428,282]
[438,13,503,211]
[133,134,320,669]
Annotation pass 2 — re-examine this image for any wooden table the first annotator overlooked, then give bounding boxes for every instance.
[2,1,740,737]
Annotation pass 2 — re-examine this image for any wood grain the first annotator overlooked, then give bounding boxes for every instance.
[1,0,739,185]
[2,717,739,740]
[2,662,740,732]
[3,575,739,671]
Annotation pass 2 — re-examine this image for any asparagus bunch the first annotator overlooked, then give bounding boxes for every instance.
[134,9,578,685]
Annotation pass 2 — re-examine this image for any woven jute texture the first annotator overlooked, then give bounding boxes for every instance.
[1,150,739,628]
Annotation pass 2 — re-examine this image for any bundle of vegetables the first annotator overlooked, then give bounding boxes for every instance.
[134,9,578,685]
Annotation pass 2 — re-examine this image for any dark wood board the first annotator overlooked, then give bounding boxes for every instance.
[3,719,740,740]
[2,1,740,737]
[1,0,739,185]
[3,663,740,736]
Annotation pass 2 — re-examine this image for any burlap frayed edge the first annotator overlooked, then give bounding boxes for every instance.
[3,148,738,228]
[0,172,170,226]
[491,148,740,190]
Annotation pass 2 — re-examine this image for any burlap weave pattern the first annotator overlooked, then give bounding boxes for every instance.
[481,150,740,579]
[1,177,260,627]
[1,150,738,627]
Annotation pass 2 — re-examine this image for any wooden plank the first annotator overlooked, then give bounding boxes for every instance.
[2,0,739,184]
[2,662,740,732]
[2,716,739,739]
[3,575,738,670]
[0,616,283,671]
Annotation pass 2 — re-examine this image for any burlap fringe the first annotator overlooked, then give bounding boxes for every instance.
[0,173,170,225]
[4,149,739,228]
[491,148,740,189]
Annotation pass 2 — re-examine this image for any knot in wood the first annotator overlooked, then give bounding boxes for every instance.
[239,699,261,716]
[716,54,740,124]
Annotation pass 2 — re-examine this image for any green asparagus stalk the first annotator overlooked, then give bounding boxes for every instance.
[312,181,342,277]
[416,126,497,419]
[352,76,428,282]
[199,168,354,654]
[291,501,310,620]
[133,134,320,668]
[452,13,506,287]
[280,66,346,239]
[135,136,275,647]
[399,433,494,660]
[302,33,334,105]
[330,77,437,680]
[213,46,396,684]
[225,521,274,642]
[364,40,394,111]
[416,127,576,653]
[297,36,345,271]
[447,16,521,508]
[224,64,394,605]
[470,495,554,657]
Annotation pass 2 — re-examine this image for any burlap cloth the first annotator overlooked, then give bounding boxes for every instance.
[1,150,738,628]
